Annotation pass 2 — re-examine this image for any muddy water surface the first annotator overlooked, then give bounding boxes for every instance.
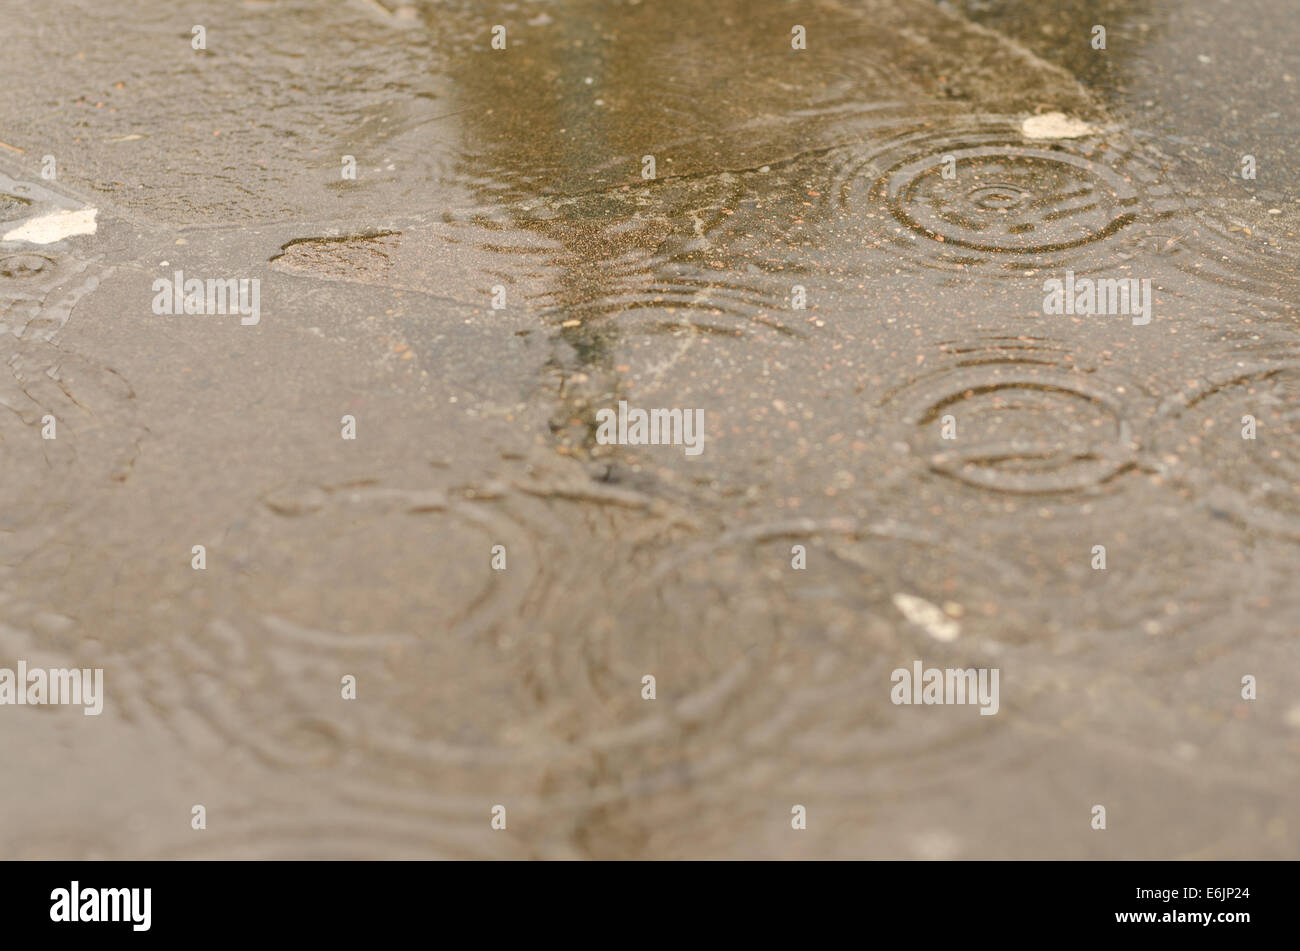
[0,0,1297,858]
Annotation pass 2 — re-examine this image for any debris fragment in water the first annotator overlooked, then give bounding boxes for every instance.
[3,207,98,243]
[892,592,961,642]
[1020,112,1096,139]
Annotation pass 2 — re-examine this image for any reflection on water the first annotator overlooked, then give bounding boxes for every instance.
[0,0,1297,859]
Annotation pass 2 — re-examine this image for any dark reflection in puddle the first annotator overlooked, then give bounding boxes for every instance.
[1,0,1298,860]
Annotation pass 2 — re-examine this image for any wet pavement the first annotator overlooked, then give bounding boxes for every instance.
[0,0,1297,858]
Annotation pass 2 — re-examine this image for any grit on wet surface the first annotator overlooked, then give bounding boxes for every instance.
[0,0,1297,859]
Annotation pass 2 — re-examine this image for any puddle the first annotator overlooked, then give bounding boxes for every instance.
[1154,361,1300,538]
[1,0,1298,860]
[887,359,1146,494]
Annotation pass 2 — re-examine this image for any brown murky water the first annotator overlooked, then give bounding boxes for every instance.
[1,0,1297,858]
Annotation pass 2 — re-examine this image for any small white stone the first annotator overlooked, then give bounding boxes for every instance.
[1021,112,1096,139]
[3,207,97,243]
[892,592,961,642]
